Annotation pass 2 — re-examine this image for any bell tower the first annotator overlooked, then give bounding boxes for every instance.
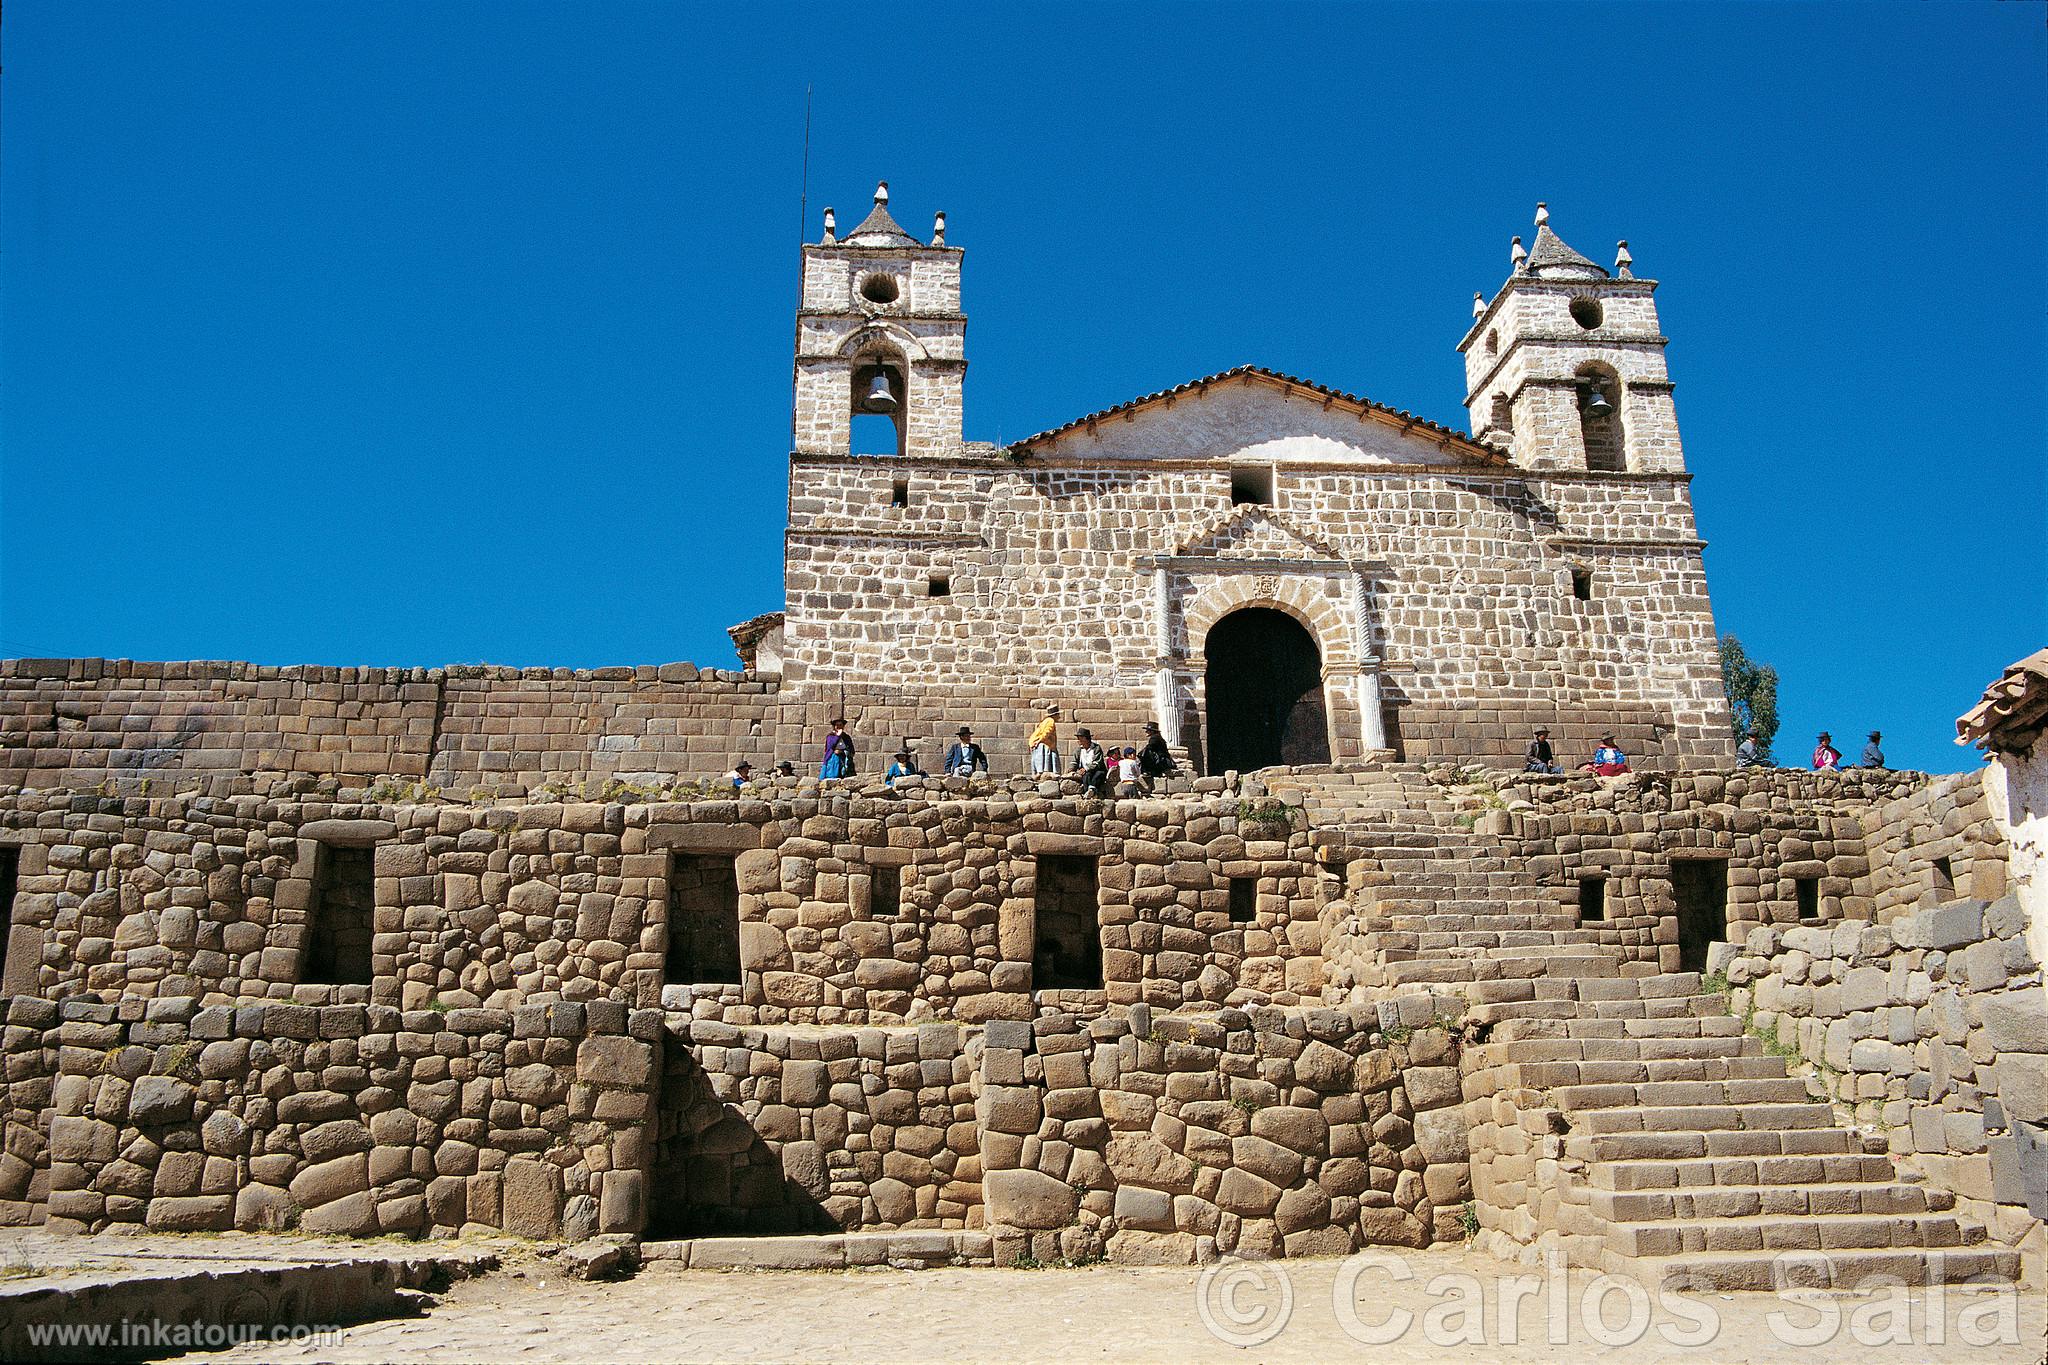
[1458,205,1685,474]
[792,182,966,458]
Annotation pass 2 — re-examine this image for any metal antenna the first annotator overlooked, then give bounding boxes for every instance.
[789,85,813,452]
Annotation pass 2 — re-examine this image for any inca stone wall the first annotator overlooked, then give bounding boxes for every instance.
[2,995,656,1239]
[1725,895,2048,1269]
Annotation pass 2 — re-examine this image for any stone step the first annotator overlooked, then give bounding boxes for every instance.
[642,1230,993,1270]
[1568,1101,1836,1135]
[1588,1152,1907,1192]
[1552,1077,1813,1111]
[1605,1211,1979,1258]
[1606,1246,2021,1293]
[1492,1055,1794,1088]
[1588,1181,1951,1222]
[1476,1032,1765,1062]
[1568,1127,1867,1162]
[1384,955,1622,986]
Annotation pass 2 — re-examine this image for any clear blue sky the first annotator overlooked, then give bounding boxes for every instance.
[2,3,2042,774]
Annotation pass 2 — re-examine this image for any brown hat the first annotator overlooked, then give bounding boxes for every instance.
[957,727,973,737]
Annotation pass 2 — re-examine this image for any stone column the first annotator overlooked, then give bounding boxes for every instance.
[1153,669,1180,748]
[1349,570,1386,753]
[1357,670,1387,753]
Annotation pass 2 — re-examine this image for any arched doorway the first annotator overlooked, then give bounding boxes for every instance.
[1204,608,1330,772]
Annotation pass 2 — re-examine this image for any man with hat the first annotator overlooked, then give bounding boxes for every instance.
[1524,728,1560,774]
[1138,721,1177,791]
[944,727,987,778]
[1070,728,1109,796]
[1028,705,1061,776]
[723,760,754,790]
[1860,730,1885,769]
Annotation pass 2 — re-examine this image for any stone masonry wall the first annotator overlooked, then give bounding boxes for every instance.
[650,1019,978,1237]
[1725,896,2047,1273]
[1859,770,2012,922]
[976,999,1471,1266]
[2,995,656,1240]
[1487,768,1927,969]
[0,659,778,797]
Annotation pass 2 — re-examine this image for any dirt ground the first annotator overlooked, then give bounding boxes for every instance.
[191,1245,2046,1365]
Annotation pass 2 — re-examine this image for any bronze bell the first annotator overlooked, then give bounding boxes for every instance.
[1580,385,1615,419]
[863,372,897,413]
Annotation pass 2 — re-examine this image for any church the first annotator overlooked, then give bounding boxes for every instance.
[768,184,1732,775]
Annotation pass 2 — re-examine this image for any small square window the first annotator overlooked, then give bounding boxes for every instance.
[1231,466,1274,506]
[1570,569,1593,601]
[927,575,951,598]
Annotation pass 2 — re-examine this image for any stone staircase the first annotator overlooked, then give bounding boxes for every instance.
[1269,764,2023,1290]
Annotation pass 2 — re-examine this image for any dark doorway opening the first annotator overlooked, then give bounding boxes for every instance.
[1932,856,1955,899]
[667,854,742,985]
[1671,859,1728,974]
[1228,877,1258,924]
[1578,876,1606,923]
[1204,608,1329,773]
[304,844,374,985]
[1034,855,1101,990]
[0,846,23,991]
[1795,877,1820,921]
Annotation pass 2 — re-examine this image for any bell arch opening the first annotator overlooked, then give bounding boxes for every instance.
[1203,607,1330,773]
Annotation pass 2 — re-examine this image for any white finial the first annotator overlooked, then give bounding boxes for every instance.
[1510,235,1528,271]
[1615,240,1633,278]
[932,211,946,246]
[1472,291,1485,319]
[821,207,836,243]
[874,180,889,206]
[1534,202,1549,227]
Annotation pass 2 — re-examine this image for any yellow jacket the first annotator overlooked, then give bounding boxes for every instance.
[1028,717,1058,749]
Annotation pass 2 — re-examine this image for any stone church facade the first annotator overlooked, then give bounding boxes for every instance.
[778,189,1731,775]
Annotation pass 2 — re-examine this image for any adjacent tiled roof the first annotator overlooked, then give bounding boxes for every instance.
[1008,365,1502,462]
[1526,224,1608,279]
[842,202,921,248]
[1956,647,2048,752]
[726,611,784,670]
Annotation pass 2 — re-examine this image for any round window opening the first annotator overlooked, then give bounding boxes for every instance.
[1569,297,1603,330]
[859,273,901,306]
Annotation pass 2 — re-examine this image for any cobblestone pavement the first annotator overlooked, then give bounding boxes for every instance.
[192,1246,2044,1365]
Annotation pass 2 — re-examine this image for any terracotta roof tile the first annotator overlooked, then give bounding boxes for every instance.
[1956,646,2048,751]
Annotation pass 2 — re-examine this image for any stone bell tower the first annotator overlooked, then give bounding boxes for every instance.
[792,182,966,459]
[1459,204,1685,474]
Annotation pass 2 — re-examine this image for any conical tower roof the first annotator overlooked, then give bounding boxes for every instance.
[841,181,921,248]
[1523,205,1607,280]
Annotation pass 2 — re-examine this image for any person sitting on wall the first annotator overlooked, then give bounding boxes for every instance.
[1579,735,1630,776]
[1071,729,1109,795]
[1138,722,1177,791]
[1861,730,1885,769]
[1114,746,1143,797]
[885,748,923,785]
[1736,733,1769,768]
[1028,705,1061,776]
[775,760,797,778]
[944,727,988,778]
[723,760,754,790]
[1812,731,1843,771]
[1524,728,1561,774]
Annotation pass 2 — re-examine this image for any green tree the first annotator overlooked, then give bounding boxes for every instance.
[1719,635,1780,760]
